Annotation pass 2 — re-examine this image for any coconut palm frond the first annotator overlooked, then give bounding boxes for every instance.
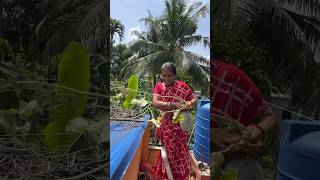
[212,0,232,24]
[213,0,258,26]
[202,37,210,49]
[140,10,160,27]
[127,39,164,55]
[179,35,204,48]
[35,0,73,17]
[232,0,259,26]
[130,30,148,41]
[121,51,164,78]
[39,16,81,61]
[190,3,209,22]
[30,0,109,63]
[76,1,108,38]
[264,1,320,62]
[183,51,209,78]
[277,0,320,19]
[183,52,209,95]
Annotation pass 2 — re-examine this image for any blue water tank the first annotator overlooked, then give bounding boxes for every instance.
[193,99,210,163]
[277,120,320,180]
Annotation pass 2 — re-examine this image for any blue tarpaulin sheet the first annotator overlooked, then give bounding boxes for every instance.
[110,115,149,180]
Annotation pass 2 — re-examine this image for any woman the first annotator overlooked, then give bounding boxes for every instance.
[211,59,278,180]
[152,62,197,180]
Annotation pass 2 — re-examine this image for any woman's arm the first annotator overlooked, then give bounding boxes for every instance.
[152,93,180,111]
[246,114,278,143]
[184,96,197,111]
[153,94,167,111]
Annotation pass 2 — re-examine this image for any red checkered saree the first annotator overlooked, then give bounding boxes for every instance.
[153,80,194,180]
[211,59,272,128]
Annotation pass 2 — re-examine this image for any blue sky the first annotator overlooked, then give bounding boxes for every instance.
[111,0,210,59]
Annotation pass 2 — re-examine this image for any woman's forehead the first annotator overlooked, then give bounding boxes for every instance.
[161,68,174,74]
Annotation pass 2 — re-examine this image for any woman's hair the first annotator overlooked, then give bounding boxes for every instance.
[161,62,176,75]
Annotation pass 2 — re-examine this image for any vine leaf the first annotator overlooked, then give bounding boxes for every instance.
[172,109,181,122]
[157,111,165,122]
[130,98,138,104]
[136,99,149,107]
[115,93,124,99]
[123,100,134,110]
[65,118,89,133]
[45,42,90,150]
[45,121,64,149]
[149,118,160,128]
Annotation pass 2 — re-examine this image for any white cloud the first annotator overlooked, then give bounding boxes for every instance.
[127,26,142,42]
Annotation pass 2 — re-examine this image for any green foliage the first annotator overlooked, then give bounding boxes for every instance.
[212,23,271,97]
[111,44,132,79]
[1,1,39,51]
[211,152,238,180]
[0,38,14,61]
[0,17,108,178]
[221,169,238,180]
[123,75,139,110]
[0,108,31,134]
[176,68,202,94]
[44,121,65,149]
[260,155,276,180]
[45,42,90,149]
[176,68,192,86]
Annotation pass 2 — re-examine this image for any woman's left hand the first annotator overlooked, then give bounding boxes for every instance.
[223,125,265,156]
[184,101,193,111]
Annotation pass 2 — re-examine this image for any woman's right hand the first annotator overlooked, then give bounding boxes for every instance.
[170,101,182,109]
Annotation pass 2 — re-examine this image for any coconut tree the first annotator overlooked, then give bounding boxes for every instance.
[110,18,125,45]
[29,0,109,64]
[110,18,126,80]
[212,0,320,118]
[122,0,210,95]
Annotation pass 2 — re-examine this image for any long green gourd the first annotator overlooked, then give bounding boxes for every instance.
[45,42,90,149]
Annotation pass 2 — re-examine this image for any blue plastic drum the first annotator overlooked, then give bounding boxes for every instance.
[193,99,210,163]
[277,120,320,180]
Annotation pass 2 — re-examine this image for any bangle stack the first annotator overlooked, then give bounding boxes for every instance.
[165,102,171,109]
